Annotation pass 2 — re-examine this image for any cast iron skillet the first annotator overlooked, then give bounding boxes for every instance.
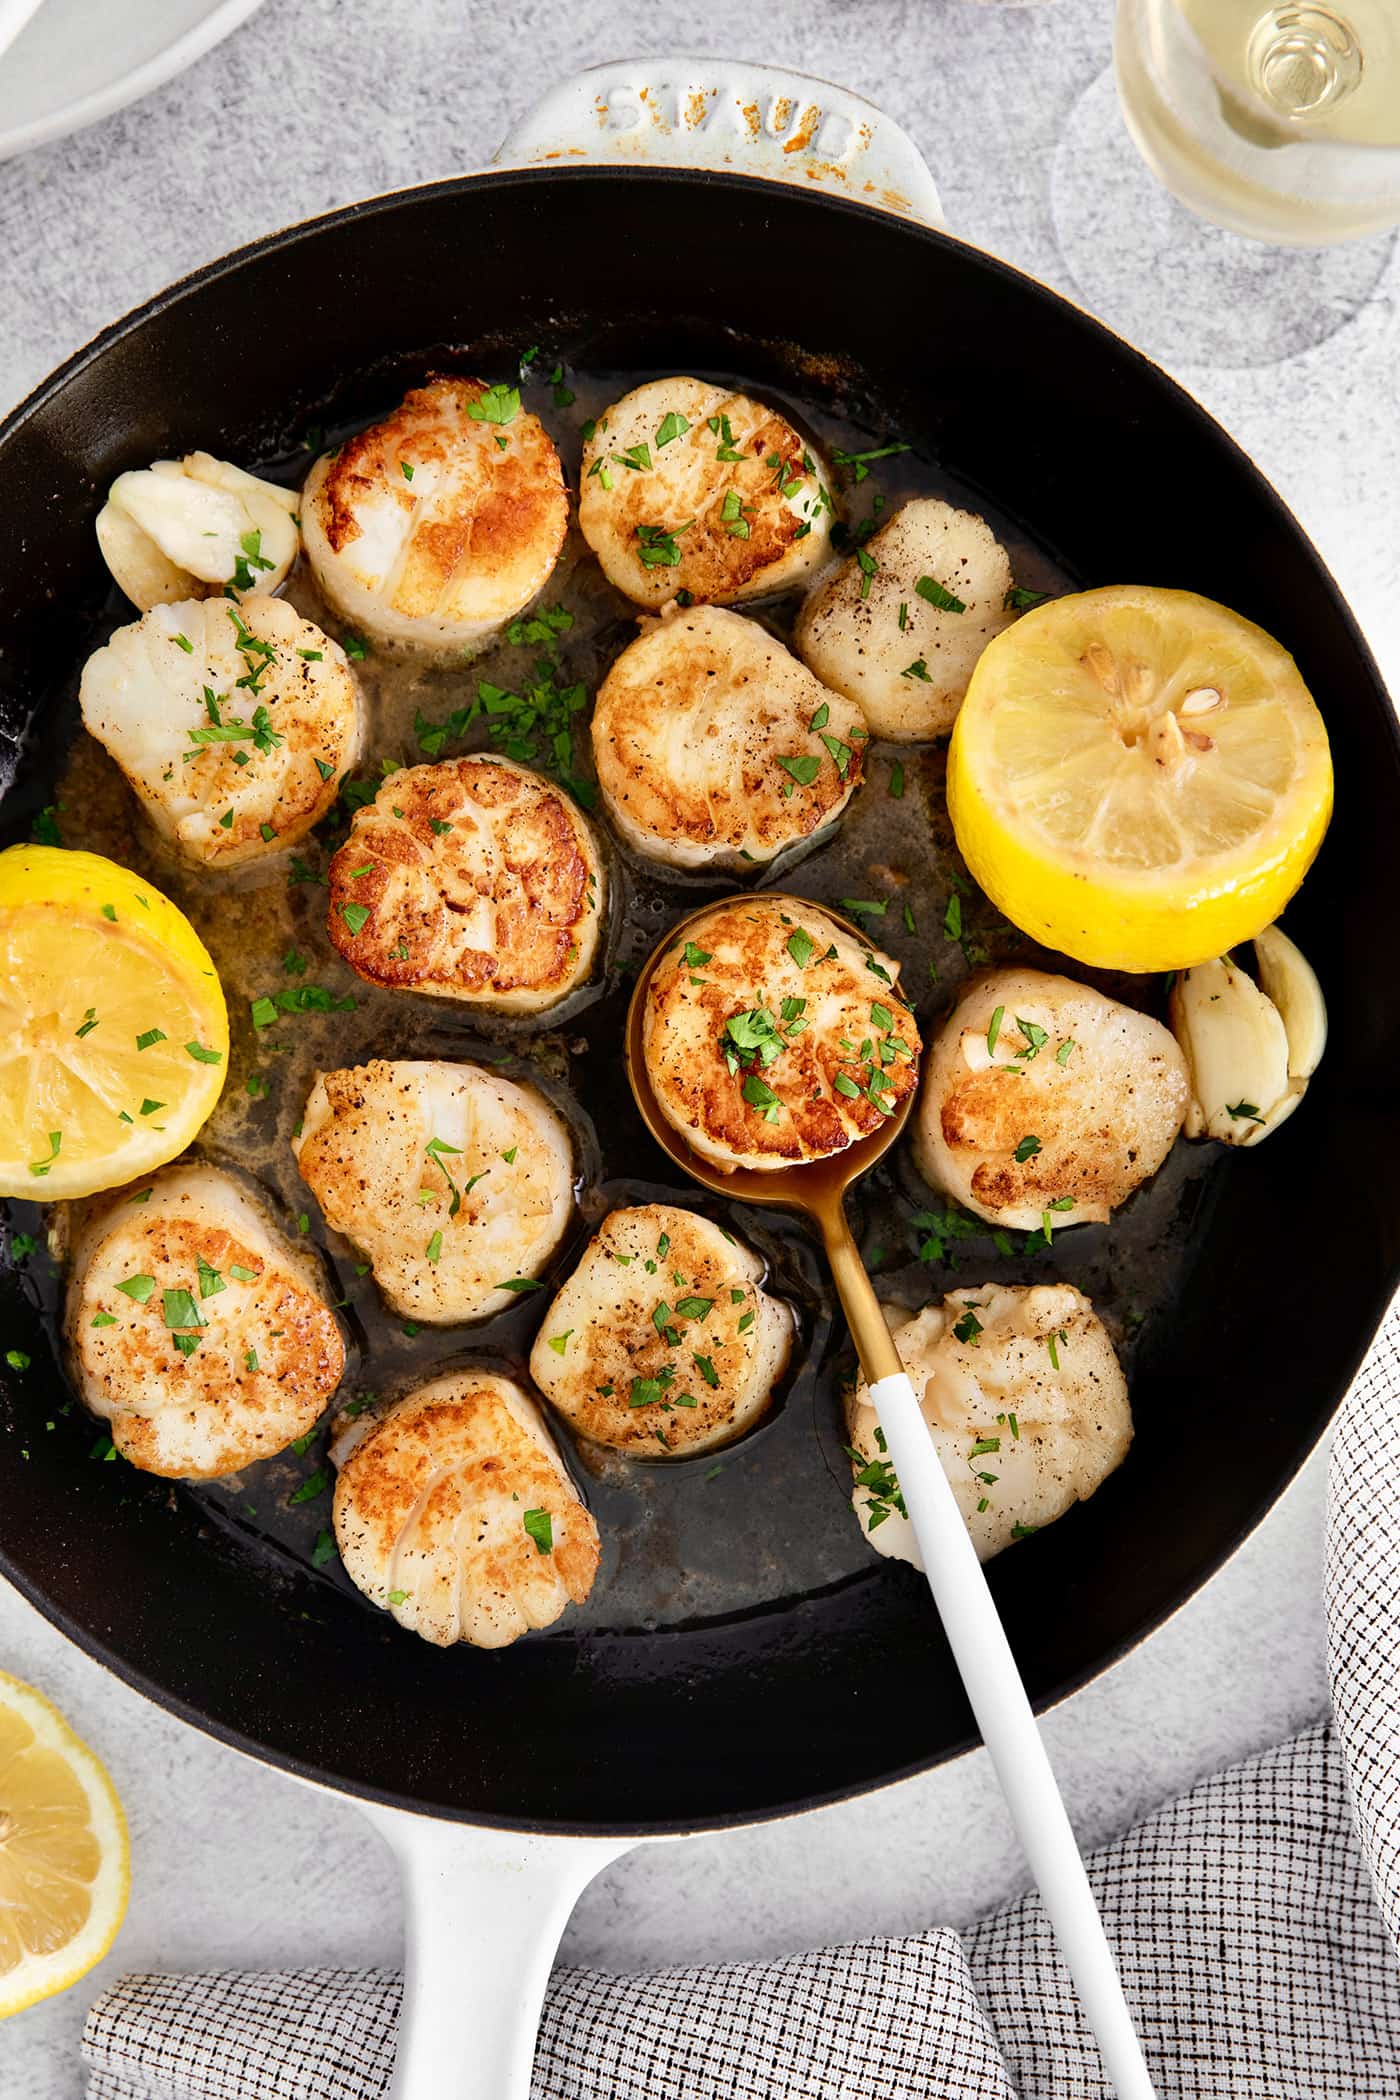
[0,166,1397,1840]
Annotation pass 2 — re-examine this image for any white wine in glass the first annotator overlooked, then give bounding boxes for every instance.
[1116,0,1400,242]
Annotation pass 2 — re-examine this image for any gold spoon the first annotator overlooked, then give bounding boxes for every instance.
[626,893,1158,2100]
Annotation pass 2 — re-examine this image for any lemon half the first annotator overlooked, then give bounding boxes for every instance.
[947,586,1333,973]
[0,845,228,1199]
[0,1672,129,2017]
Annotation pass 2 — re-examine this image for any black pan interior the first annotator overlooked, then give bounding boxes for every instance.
[0,169,1396,1835]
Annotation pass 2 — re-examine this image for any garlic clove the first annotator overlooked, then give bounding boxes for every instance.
[96,453,300,612]
[1169,954,1290,1145]
[1253,922,1327,1081]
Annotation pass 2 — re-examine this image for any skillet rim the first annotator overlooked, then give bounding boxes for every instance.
[0,162,1394,1837]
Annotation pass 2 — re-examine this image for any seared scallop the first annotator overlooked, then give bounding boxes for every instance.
[846,1283,1130,1562]
[578,378,833,610]
[795,499,1014,739]
[79,594,362,869]
[591,605,866,870]
[529,1204,793,1458]
[914,969,1189,1233]
[332,1370,599,1648]
[301,376,568,657]
[326,756,605,1012]
[293,1059,573,1324]
[96,452,300,612]
[642,895,921,1173]
[64,1164,344,1479]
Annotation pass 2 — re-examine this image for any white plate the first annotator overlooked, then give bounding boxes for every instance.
[0,0,267,163]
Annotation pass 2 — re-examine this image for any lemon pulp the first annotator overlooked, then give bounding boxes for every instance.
[947,585,1333,972]
[0,845,228,1199]
[0,1672,129,2016]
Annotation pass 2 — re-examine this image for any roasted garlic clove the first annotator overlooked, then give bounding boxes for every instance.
[96,452,299,610]
[1169,925,1325,1146]
[1254,923,1328,1080]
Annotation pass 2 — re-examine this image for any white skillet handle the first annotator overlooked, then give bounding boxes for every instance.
[494,58,945,229]
[867,1372,1159,2100]
[362,1803,635,2100]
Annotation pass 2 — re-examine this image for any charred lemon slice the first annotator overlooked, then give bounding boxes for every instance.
[0,845,227,1198]
[947,586,1332,972]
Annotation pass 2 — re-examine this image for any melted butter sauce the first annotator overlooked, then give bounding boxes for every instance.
[5,363,1221,1637]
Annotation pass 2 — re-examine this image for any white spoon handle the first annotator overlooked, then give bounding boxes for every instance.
[867,1370,1158,2100]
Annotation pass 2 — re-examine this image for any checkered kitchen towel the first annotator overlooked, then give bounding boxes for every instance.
[83,1305,1400,2099]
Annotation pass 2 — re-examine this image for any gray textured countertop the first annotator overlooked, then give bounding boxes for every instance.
[0,1,1393,2093]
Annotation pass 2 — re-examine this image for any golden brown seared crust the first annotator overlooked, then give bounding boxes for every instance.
[67,1172,343,1479]
[591,606,866,868]
[527,1203,794,1457]
[333,1373,600,1648]
[291,1058,574,1323]
[325,757,604,1010]
[914,968,1189,1231]
[577,379,832,610]
[642,897,921,1171]
[313,377,568,621]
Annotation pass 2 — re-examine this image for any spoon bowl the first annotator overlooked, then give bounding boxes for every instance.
[624,888,1159,2100]
[624,890,911,1383]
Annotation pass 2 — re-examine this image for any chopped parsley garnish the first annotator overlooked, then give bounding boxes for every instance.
[655,411,689,447]
[425,1135,464,1217]
[185,1041,221,1064]
[777,754,821,787]
[1056,1040,1076,1066]
[28,1132,62,1178]
[635,520,692,568]
[522,1508,554,1555]
[340,902,371,937]
[845,1432,906,1530]
[693,1354,719,1388]
[1227,1100,1265,1122]
[425,1231,443,1263]
[786,927,816,969]
[290,1470,330,1506]
[1005,585,1052,612]
[497,1277,544,1293]
[1016,1017,1049,1058]
[888,761,905,799]
[230,527,275,592]
[820,732,854,778]
[1013,1134,1041,1162]
[831,441,910,482]
[5,1349,30,1371]
[546,1331,572,1356]
[855,548,878,599]
[467,383,520,425]
[916,575,966,614]
[901,659,931,682]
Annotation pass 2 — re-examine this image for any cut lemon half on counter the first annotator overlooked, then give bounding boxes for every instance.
[0,845,227,1199]
[0,1672,129,2016]
[947,586,1333,973]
